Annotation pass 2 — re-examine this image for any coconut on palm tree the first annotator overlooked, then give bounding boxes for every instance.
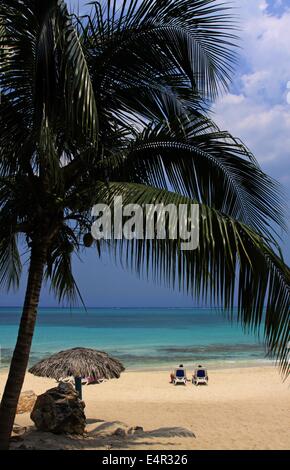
[0,0,289,450]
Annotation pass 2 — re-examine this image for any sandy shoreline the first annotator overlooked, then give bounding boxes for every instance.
[1,366,289,450]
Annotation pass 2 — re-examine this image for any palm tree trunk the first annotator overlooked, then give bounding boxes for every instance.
[0,240,48,450]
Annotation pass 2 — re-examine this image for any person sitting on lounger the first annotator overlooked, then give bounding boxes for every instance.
[192,365,208,385]
[170,365,186,384]
[171,365,187,385]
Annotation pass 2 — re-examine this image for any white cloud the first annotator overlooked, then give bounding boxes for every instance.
[213,0,290,185]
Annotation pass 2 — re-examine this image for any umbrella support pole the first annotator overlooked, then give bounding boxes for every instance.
[75,376,82,400]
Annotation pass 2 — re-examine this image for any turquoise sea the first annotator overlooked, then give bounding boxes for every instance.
[0,307,270,370]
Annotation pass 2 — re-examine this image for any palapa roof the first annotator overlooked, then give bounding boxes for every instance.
[29,347,125,381]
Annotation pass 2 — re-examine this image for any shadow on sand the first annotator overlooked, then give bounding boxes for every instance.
[11,418,196,450]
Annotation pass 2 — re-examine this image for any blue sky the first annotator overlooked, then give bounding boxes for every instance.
[2,0,290,307]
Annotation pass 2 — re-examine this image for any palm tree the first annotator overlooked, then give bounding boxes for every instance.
[0,0,289,449]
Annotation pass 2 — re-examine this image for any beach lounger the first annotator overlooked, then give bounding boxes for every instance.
[192,368,208,386]
[173,368,187,385]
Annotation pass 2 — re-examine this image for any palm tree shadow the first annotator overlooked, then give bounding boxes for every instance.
[86,419,129,434]
[11,420,196,450]
[83,420,196,449]
[87,418,195,436]
[147,427,195,438]
[85,418,104,425]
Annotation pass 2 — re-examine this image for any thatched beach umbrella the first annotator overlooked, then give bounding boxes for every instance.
[29,348,125,399]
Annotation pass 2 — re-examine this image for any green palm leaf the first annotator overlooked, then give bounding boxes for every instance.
[0,0,98,178]
[45,238,80,305]
[100,113,286,240]
[92,181,290,375]
[83,0,237,99]
[0,233,22,291]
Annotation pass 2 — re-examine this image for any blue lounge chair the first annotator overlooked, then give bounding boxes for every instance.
[173,368,187,385]
[192,367,208,386]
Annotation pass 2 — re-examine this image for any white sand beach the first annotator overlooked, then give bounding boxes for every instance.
[1,366,289,450]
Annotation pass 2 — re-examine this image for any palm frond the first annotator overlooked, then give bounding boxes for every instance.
[102,113,286,241]
[0,0,98,177]
[0,233,22,290]
[90,181,290,375]
[57,0,99,144]
[82,0,238,101]
[45,228,83,305]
